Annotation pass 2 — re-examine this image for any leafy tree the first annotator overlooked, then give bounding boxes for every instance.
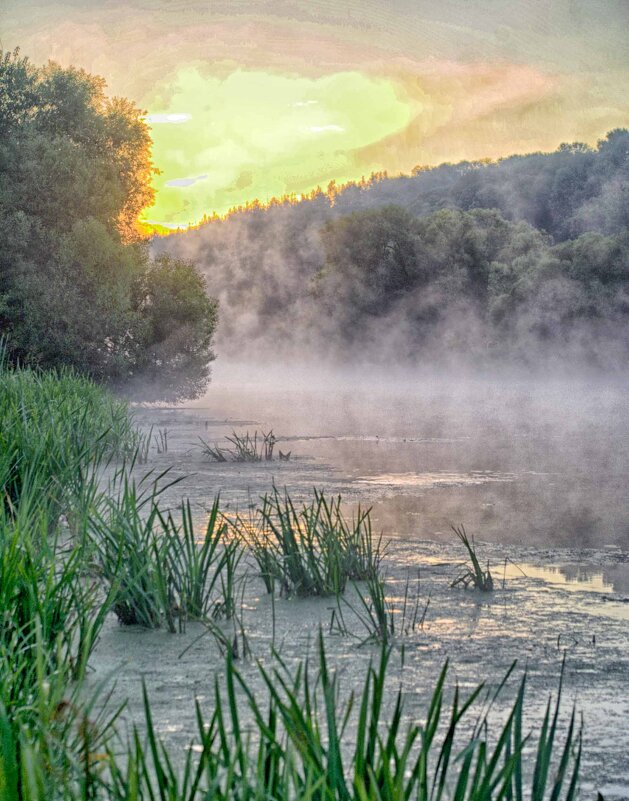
[130,255,219,402]
[0,48,218,397]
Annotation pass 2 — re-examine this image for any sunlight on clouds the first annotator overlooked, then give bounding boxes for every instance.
[145,113,192,124]
[309,125,345,133]
[142,68,412,227]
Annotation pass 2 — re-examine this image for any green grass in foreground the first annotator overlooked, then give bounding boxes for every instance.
[0,360,587,799]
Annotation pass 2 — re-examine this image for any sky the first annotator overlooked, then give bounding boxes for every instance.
[3,0,628,229]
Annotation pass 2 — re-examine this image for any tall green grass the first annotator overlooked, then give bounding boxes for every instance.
[95,633,581,801]
[0,354,138,530]
[89,479,244,632]
[238,487,382,597]
[0,359,588,799]
[0,356,137,797]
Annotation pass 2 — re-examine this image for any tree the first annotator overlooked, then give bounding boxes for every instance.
[0,49,218,398]
[130,255,219,402]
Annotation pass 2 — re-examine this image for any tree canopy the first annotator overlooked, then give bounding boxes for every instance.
[0,48,218,399]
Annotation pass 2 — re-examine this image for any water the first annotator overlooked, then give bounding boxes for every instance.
[112,366,629,793]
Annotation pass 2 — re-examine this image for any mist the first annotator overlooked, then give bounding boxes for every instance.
[153,130,629,373]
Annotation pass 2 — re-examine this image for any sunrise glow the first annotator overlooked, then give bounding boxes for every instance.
[4,1,628,230]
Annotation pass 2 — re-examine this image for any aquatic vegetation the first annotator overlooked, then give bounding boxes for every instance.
[237,487,382,597]
[100,634,581,801]
[89,481,242,632]
[331,572,428,646]
[451,524,494,591]
[0,362,590,798]
[166,497,243,622]
[154,426,169,454]
[199,429,277,462]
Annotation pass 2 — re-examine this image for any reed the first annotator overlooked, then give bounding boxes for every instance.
[237,487,382,597]
[331,572,428,646]
[90,481,245,634]
[95,633,581,801]
[199,429,277,462]
[451,524,494,591]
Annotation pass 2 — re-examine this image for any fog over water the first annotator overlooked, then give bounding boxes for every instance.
[186,363,629,550]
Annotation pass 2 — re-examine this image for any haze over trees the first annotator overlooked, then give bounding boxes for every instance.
[0,48,217,400]
[157,130,629,370]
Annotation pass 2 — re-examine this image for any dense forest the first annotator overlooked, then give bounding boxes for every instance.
[0,49,217,400]
[157,130,629,370]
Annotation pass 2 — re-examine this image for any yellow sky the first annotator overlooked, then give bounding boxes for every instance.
[4,1,628,228]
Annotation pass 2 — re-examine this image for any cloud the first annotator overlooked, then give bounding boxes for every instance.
[309,124,345,133]
[142,68,411,226]
[145,113,192,124]
[165,174,208,188]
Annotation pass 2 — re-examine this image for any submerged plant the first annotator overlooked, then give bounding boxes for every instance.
[451,523,494,591]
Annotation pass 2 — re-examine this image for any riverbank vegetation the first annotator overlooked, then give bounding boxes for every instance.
[0,357,586,799]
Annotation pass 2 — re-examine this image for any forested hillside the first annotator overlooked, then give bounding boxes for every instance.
[157,130,629,369]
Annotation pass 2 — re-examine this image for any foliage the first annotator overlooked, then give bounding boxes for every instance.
[236,487,382,596]
[331,572,427,646]
[199,429,277,462]
[89,477,243,631]
[0,349,138,525]
[101,634,581,801]
[128,254,219,402]
[156,129,629,369]
[0,361,134,796]
[451,524,494,592]
[0,48,217,399]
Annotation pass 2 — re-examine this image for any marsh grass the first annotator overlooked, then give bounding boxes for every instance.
[90,478,246,634]
[154,427,169,454]
[331,572,429,646]
[237,487,382,597]
[451,524,494,591]
[95,632,581,801]
[0,357,135,797]
[166,497,244,623]
[0,355,137,528]
[0,359,588,799]
[199,429,277,462]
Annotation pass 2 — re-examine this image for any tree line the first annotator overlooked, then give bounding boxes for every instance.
[157,129,629,369]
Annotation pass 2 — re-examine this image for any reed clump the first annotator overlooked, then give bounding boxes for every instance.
[236,487,382,597]
[451,524,494,591]
[89,478,244,632]
[199,429,277,462]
